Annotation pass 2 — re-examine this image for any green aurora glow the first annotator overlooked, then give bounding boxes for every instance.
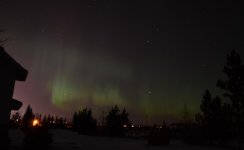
[1,0,241,124]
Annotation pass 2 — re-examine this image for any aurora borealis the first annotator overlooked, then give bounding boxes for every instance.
[0,0,242,124]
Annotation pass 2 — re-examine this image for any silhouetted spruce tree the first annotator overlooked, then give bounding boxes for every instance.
[21,105,34,131]
[217,50,244,149]
[59,117,64,128]
[48,115,54,128]
[221,103,234,142]
[42,115,47,127]
[51,116,54,123]
[121,108,129,125]
[72,108,97,135]
[55,116,58,123]
[72,111,78,130]
[196,90,232,142]
[106,105,130,136]
[195,90,231,143]
[106,105,121,136]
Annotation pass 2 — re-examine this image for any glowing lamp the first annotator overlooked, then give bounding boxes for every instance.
[32,119,39,126]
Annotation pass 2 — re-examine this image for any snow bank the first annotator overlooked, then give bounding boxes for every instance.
[9,129,226,150]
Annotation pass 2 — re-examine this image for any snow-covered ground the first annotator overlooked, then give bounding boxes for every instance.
[9,129,227,150]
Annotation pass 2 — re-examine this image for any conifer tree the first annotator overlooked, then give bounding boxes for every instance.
[22,105,34,130]
[106,105,130,136]
[217,50,244,149]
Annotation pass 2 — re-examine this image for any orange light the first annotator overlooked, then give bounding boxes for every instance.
[33,119,39,126]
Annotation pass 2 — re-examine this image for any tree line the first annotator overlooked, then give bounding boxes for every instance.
[10,105,69,129]
[194,50,244,149]
[11,104,131,136]
[10,49,244,148]
[72,105,131,136]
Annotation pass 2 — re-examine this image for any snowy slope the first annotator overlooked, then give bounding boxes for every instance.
[9,129,227,150]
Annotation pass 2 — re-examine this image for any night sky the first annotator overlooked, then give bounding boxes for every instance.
[0,0,243,124]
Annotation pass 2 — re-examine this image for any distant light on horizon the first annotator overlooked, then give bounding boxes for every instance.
[32,119,40,127]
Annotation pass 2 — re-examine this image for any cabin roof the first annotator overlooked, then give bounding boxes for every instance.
[0,46,28,81]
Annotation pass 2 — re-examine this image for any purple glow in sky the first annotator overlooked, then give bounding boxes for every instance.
[0,0,243,124]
